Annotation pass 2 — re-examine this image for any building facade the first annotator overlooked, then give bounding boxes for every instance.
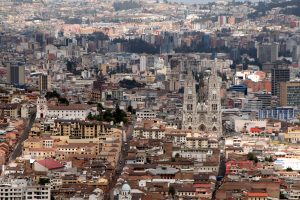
[7,64,25,86]
[182,66,222,136]
[280,81,300,106]
[257,42,279,63]
[0,179,51,200]
[271,67,290,96]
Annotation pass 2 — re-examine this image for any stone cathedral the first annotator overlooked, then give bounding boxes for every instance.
[182,67,222,136]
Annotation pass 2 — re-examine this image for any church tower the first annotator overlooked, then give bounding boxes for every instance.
[206,66,222,136]
[36,97,48,119]
[182,71,197,130]
[182,63,222,137]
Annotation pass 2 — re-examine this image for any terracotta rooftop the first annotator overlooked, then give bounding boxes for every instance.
[48,104,93,110]
[36,159,64,170]
[247,192,268,197]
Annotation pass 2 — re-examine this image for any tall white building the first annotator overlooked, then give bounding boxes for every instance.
[182,65,222,136]
[139,55,147,72]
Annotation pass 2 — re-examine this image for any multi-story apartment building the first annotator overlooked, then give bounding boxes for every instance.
[133,127,166,139]
[257,42,279,63]
[136,109,157,120]
[271,66,290,96]
[0,103,19,118]
[285,127,300,143]
[0,179,51,200]
[280,81,300,106]
[52,119,111,139]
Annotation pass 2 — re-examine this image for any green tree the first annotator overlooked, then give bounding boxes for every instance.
[265,156,274,162]
[87,112,94,120]
[168,185,176,197]
[39,177,50,185]
[58,97,69,105]
[113,104,127,124]
[286,167,293,172]
[247,152,258,163]
[280,191,287,199]
[103,110,113,122]
[97,103,104,113]
[127,105,133,113]
[45,90,60,100]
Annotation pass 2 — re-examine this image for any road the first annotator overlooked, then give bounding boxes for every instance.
[9,111,36,162]
[108,121,134,200]
[212,138,226,200]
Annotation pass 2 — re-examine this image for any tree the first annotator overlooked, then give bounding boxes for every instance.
[168,185,176,197]
[119,79,145,89]
[87,112,94,120]
[39,177,50,185]
[113,1,141,11]
[265,156,274,162]
[247,152,258,163]
[286,167,293,172]
[127,105,135,114]
[280,191,287,199]
[58,97,69,106]
[113,104,128,124]
[45,90,60,100]
[103,109,113,122]
[66,60,76,73]
[97,103,104,114]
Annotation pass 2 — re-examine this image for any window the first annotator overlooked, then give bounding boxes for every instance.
[212,104,218,111]
[213,94,217,100]
[212,116,217,122]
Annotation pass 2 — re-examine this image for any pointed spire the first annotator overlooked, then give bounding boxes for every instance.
[211,60,219,77]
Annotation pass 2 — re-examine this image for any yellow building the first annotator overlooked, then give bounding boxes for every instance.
[285,127,300,143]
[52,119,112,139]
[0,103,19,118]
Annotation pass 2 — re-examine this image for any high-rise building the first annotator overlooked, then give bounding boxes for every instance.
[39,73,50,94]
[280,81,300,106]
[257,42,279,63]
[271,67,290,96]
[218,16,227,26]
[139,55,147,72]
[7,64,25,86]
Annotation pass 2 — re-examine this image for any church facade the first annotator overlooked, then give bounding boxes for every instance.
[182,67,222,136]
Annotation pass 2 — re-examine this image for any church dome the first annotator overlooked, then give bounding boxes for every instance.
[121,182,131,192]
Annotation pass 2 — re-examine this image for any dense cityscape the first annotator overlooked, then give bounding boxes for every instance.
[1,0,300,199]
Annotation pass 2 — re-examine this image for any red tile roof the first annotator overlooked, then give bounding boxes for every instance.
[37,159,64,170]
[247,192,268,197]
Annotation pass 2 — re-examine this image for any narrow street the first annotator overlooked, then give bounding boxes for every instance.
[212,138,226,200]
[108,122,134,200]
[9,111,36,162]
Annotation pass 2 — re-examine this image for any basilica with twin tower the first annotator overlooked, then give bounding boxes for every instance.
[182,66,222,137]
